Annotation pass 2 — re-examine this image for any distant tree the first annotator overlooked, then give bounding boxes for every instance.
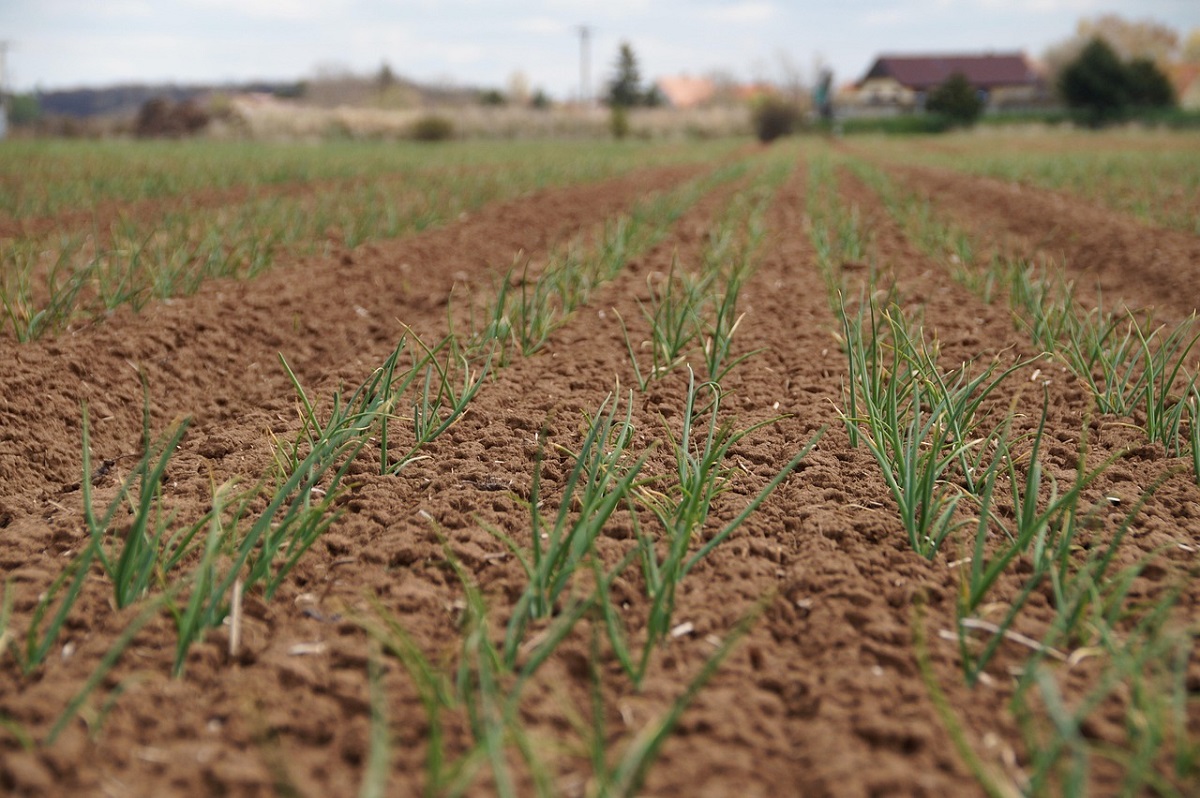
[643,84,666,107]
[8,93,42,126]
[1185,28,1200,62]
[1125,58,1176,107]
[1043,14,1181,86]
[376,62,396,105]
[1078,14,1179,63]
[708,69,741,105]
[925,72,984,126]
[774,51,808,106]
[530,89,552,110]
[377,63,396,91]
[1059,38,1132,124]
[607,42,643,108]
[478,89,506,106]
[1059,37,1176,126]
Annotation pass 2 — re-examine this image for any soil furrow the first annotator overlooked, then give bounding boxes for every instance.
[881,163,1200,321]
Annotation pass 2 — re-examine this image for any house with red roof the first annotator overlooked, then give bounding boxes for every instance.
[1167,63,1200,110]
[851,52,1048,112]
[654,75,779,109]
[655,76,717,109]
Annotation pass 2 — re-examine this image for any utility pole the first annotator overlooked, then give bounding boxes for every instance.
[0,41,9,140]
[576,25,591,107]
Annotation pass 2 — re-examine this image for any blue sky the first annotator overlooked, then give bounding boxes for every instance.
[2,1,1197,98]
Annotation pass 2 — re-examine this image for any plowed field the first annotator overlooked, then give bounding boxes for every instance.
[1,135,1197,797]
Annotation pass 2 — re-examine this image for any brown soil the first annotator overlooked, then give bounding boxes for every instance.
[1,147,1197,797]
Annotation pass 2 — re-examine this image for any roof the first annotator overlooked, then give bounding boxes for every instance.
[655,76,716,109]
[1167,62,1200,109]
[1168,63,1200,92]
[733,82,776,102]
[861,53,1041,91]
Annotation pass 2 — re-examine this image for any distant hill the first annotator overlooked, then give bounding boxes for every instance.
[36,81,303,118]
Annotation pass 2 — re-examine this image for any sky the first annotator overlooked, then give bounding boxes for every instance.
[2,0,1198,99]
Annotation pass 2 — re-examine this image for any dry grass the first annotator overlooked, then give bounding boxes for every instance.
[225,95,752,141]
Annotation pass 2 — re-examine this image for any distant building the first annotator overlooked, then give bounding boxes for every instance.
[731,82,778,105]
[655,76,717,109]
[849,52,1047,113]
[654,75,780,109]
[1167,63,1200,110]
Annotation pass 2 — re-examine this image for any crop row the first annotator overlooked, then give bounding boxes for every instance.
[0,139,739,341]
[0,138,740,219]
[850,131,1200,234]
[809,151,1197,796]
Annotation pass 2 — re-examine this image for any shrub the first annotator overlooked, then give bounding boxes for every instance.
[135,98,210,138]
[411,115,454,142]
[925,72,984,127]
[751,97,800,143]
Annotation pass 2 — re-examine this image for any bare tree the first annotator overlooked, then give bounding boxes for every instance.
[1184,28,1200,62]
[1043,14,1181,83]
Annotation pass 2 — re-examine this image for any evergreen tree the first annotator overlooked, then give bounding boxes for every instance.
[607,42,643,108]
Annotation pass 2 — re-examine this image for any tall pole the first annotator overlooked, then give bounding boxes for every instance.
[577,25,591,107]
[0,41,9,140]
